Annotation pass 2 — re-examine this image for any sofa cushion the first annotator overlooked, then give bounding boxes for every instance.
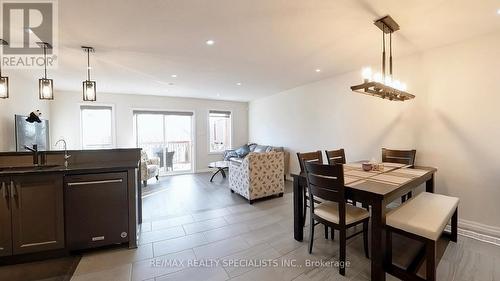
[235,144,251,158]
[229,157,243,166]
[253,145,269,153]
[270,146,284,152]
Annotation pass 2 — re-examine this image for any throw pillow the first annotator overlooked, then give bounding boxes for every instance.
[248,143,257,151]
[224,150,239,161]
[235,144,251,158]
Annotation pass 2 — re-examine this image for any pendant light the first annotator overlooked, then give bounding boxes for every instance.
[351,16,414,101]
[82,46,96,101]
[37,42,54,100]
[0,39,9,99]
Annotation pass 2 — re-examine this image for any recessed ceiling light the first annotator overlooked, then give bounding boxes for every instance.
[236,82,242,86]
[206,40,215,45]
[171,74,177,78]
[315,68,321,73]
[497,9,500,15]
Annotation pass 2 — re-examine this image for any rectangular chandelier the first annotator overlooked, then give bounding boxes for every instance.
[351,81,414,101]
[350,16,415,102]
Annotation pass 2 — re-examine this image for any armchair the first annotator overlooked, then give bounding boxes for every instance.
[229,151,284,204]
[140,150,160,186]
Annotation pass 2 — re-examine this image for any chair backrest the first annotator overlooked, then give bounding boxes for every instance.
[325,149,346,165]
[304,162,346,225]
[296,151,323,172]
[140,150,149,162]
[382,148,416,167]
[165,151,175,166]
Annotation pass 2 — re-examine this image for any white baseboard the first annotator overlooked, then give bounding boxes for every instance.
[445,219,500,246]
[459,219,500,246]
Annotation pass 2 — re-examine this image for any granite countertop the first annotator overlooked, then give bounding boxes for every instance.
[0,148,141,157]
[0,161,140,176]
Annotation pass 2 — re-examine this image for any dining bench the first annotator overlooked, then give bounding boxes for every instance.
[385,192,459,281]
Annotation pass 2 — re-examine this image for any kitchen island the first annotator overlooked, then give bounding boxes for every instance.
[0,149,141,264]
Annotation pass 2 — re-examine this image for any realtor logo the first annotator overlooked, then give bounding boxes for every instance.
[1,0,58,68]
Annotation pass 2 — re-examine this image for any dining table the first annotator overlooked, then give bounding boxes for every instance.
[291,162,437,281]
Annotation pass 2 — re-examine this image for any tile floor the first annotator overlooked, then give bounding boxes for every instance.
[71,173,500,281]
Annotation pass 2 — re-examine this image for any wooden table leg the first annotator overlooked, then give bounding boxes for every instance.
[426,174,435,193]
[371,200,386,281]
[293,175,304,241]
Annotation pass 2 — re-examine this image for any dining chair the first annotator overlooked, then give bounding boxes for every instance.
[325,149,346,165]
[297,151,323,172]
[382,148,416,202]
[326,148,360,211]
[304,162,370,276]
[297,151,331,238]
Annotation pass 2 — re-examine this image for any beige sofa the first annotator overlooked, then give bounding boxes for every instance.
[228,151,284,204]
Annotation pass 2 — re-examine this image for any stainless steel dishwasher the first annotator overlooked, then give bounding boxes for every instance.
[64,172,129,250]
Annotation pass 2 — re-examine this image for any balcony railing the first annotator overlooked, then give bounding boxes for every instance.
[140,141,191,172]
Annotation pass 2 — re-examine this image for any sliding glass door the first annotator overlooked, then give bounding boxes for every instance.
[135,111,194,175]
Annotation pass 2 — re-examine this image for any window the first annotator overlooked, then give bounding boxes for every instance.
[80,105,114,149]
[134,110,194,174]
[209,110,231,153]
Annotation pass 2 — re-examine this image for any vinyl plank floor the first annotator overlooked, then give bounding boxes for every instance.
[4,173,496,281]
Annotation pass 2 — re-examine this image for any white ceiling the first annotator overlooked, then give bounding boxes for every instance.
[21,0,500,101]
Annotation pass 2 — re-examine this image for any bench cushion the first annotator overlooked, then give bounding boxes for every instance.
[386,192,459,241]
[315,201,370,225]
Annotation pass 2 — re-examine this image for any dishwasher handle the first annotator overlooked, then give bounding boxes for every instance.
[67,179,123,187]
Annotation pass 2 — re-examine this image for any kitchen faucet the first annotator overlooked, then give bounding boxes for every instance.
[23,144,39,166]
[55,139,71,168]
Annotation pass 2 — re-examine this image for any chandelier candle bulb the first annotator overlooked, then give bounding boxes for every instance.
[362,67,372,82]
[385,76,393,87]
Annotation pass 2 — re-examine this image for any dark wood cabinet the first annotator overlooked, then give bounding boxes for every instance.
[0,177,12,257]
[10,174,65,255]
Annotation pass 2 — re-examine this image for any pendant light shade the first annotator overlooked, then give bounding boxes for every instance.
[0,76,8,99]
[83,80,96,101]
[0,39,9,99]
[82,46,96,101]
[37,42,54,100]
[39,78,53,100]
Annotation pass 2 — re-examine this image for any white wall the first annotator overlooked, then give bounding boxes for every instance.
[416,32,500,235]
[249,31,500,237]
[0,70,51,151]
[250,54,426,176]
[49,91,248,171]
